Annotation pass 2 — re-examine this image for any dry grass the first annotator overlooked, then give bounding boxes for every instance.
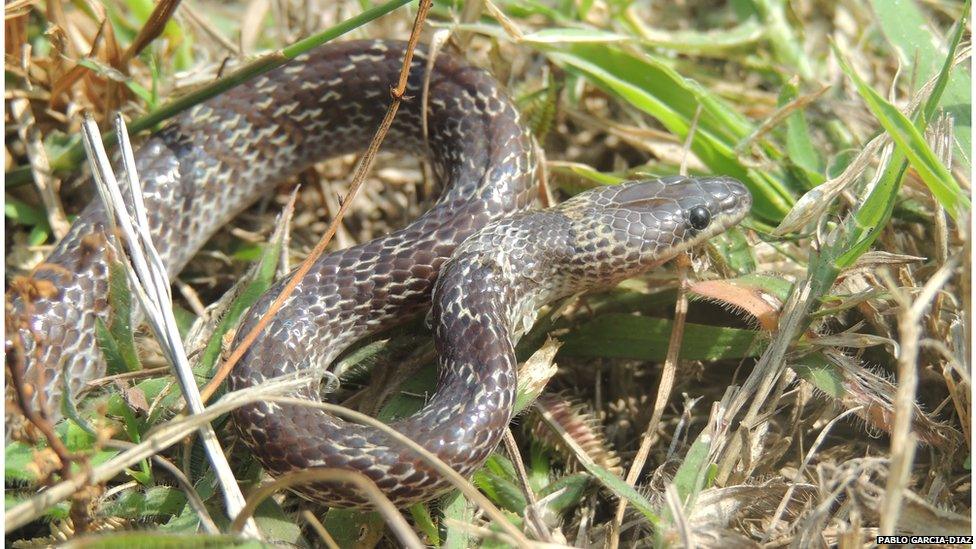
[4,0,971,546]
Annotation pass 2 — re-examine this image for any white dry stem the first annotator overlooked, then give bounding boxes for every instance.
[764,405,864,539]
[78,114,260,538]
[664,483,694,549]
[878,262,956,536]
[10,97,71,238]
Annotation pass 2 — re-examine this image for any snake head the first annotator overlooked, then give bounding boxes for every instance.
[555,175,752,282]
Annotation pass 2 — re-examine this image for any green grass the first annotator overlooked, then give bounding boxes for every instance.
[4,0,970,547]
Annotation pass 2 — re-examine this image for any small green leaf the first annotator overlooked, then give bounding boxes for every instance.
[103,486,187,519]
[95,258,141,374]
[835,48,969,219]
[537,473,590,513]
[792,352,845,399]
[779,81,823,182]
[473,468,527,513]
[521,28,630,43]
[408,504,440,546]
[709,227,756,274]
[322,509,385,548]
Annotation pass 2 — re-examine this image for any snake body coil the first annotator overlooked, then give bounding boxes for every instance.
[7,40,751,507]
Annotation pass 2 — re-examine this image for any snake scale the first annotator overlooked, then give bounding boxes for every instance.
[7,39,751,506]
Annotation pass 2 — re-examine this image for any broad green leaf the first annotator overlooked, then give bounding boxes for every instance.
[541,43,794,220]
[560,315,764,361]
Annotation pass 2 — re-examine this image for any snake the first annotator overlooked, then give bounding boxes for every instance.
[6,39,751,507]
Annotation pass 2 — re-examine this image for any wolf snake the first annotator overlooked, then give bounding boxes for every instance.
[6,39,751,506]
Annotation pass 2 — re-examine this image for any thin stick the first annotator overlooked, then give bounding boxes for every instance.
[302,510,341,549]
[263,396,533,546]
[81,114,259,537]
[201,0,434,402]
[231,469,423,549]
[503,428,552,542]
[607,254,691,549]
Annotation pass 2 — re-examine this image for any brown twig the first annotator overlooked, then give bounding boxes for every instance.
[200,0,434,402]
[607,253,692,549]
[230,468,423,548]
[503,428,553,542]
[122,0,183,65]
[302,510,341,549]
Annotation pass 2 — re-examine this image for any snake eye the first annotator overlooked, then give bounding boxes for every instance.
[689,206,711,230]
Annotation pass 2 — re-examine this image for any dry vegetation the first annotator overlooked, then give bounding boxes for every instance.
[4,0,971,547]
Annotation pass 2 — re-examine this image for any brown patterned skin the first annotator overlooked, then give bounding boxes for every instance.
[6,39,752,508]
[7,39,536,421]
[228,175,750,506]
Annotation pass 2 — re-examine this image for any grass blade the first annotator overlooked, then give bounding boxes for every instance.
[835,48,970,220]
